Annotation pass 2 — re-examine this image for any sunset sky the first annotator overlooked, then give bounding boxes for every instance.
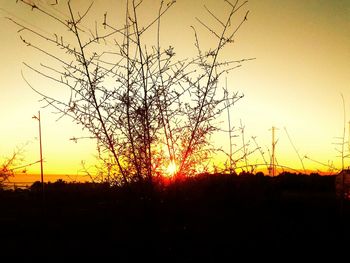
[0,0,349,182]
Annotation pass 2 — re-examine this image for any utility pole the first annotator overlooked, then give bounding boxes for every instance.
[33,111,44,198]
[269,126,278,176]
[348,121,350,156]
[224,78,233,175]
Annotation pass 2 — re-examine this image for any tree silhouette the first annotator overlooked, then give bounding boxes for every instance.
[11,0,252,185]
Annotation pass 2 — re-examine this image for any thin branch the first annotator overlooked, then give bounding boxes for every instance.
[204,5,225,27]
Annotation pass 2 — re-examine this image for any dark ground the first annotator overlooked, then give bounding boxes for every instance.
[0,173,349,261]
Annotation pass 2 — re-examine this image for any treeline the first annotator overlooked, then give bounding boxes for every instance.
[25,172,335,195]
[0,172,346,261]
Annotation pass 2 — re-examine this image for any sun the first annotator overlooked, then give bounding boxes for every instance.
[165,160,177,177]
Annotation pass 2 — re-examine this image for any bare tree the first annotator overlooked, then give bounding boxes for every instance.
[10,0,252,185]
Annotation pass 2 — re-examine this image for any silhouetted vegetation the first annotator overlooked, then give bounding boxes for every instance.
[1,173,349,260]
[12,0,253,185]
[0,144,27,188]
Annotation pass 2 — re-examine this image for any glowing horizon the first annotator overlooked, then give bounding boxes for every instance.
[1,0,349,180]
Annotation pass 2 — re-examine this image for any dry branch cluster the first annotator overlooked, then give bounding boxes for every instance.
[12,0,251,185]
[0,145,27,187]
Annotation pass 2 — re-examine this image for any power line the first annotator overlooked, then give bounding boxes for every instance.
[9,160,41,172]
[1,7,52,36]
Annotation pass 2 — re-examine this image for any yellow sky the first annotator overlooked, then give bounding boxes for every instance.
[0,0,349,179]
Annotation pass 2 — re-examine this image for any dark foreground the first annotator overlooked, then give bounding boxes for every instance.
[1,173,349,261]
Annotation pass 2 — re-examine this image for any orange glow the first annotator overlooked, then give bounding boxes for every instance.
[165,160,177,177]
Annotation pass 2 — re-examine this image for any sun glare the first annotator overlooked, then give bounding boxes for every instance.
[165,161,177,177]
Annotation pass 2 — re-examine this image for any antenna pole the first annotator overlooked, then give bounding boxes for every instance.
[348,121,350,154]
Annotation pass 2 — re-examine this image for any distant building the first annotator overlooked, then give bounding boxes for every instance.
[335,169,350,200]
